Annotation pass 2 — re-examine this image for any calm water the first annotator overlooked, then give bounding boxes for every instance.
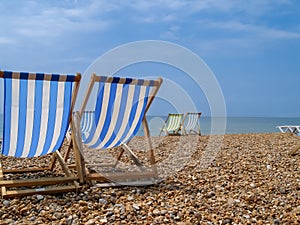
[142,116,300,136]
[1,114,300,138]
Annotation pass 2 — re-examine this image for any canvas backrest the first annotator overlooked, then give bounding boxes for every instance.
[184,112,201,130]
[165,114,183,131]
[0,71,80,158]
[80,74,162,149]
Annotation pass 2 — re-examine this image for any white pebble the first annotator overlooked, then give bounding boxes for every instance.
[37,195,44,200]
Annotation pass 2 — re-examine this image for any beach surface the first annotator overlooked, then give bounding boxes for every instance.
[0,133,299,224]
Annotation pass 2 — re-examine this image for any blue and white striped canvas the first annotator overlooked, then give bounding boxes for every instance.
[83,77,152,149]
[1,71,76,158]
[80,111,95,141]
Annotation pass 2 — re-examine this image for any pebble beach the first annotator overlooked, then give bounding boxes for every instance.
[0,133,299,225]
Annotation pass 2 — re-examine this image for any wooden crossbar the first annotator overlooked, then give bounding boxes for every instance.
[0,176,78,188]
[3,185,79,198]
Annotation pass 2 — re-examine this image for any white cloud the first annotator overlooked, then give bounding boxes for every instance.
[197,20,300,39]
[0,37,14,44]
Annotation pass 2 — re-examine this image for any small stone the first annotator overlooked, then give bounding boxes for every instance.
[250,183,256,188]
[292,206,300,215]
[3,200,10,207]
[79,200,88,206]
[243,214,250,219]
[227,197,235,207]
[37,195,44,200]
[85,219,96,225]
[133,204,140,210]
[106,211,114,217]
[273,219,281,225]
[153,209,160,215]
[160,210,167,215]
[206,191,215,198]
[99,218,108,223]
[127,196,134,201]
[66,215,73,225]
[20,207,30,215]
[98,199,107,204]
[267,165,272,170]
[279,188,286,194]
[222,218,233,224]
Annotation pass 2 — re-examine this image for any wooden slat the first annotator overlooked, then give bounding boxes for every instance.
[3,185,79,198]
[3,167,52,173]
[0,176,78,188]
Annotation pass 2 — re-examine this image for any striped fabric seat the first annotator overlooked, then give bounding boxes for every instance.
[159,114,184,136]
[74,73,163,184]
[182,112,202,135]
[0,70,82,197]
[82,76,159,149]
[1,71,76,158]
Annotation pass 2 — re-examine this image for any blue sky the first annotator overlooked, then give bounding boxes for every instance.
[0,0,300,117]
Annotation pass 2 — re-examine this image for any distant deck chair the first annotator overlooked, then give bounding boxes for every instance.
[276,125,300,155]
[159,113,184,136]
[182,112,202,135]
[0,70,82,198]
[276,125,300,134]
[73,74,163,185]
[80,111,95,141]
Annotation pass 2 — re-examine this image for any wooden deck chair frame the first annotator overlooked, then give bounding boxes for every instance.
[73,73,163,186]
[159,113,184,136]
[0,71,83,198]
[182,112,202,136]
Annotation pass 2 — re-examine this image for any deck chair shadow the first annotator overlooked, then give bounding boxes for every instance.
[0,71,83,198]
[159,113,184,136]
[182,112,202,135]
[73,74,163,186]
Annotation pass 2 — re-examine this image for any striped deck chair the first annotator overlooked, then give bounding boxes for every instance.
[159,113,184,136]
[80,111,95,141]
[73,74,162,185]
[0,70,82,198]
[182,112,202,135]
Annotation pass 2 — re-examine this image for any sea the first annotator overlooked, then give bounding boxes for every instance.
[1,114,300,138]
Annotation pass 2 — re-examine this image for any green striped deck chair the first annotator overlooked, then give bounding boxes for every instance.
[182,112,202,135]
[73,74,162,185]
[0,70,82,198]
[159,113,184,136]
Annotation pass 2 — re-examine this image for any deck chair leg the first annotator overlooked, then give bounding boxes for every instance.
[72,114,87,183]
[0,162,7,197]
[123,144,146,171]
[54,151,80,189]
[143,118,157,177]
[64,141,73,163]
[113,148,125,168]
